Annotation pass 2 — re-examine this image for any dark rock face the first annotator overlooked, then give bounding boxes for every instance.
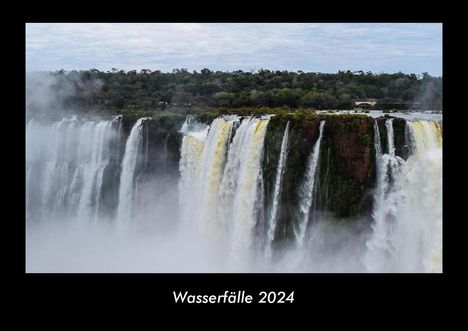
[119,113,186,177]
[144,114,186,177]
[262,114,382,244]
[323,115,373,183]
[375,116,409,160]
[262,117,286,237]
[263,114,321,244]
[131,114,186,225]
[376,118,389,154]
[316,115,375,219]
[392,118,409,160]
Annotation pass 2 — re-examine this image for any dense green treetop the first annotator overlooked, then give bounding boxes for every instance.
[26,68,442,115]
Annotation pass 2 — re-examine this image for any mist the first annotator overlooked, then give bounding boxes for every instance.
[415,74,442,110]
[26,218,224,273]
[26,71,103,121]
[26,208,371,273]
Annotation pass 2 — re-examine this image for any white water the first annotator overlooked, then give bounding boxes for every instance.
[178,131,207,231]
[366,119,442,272]
[26,114,442,273]
[76,121,113,220]
[295,120,325,246]
[179,116,270,270]
[365,119,403,272]
[373,120,382,161]
[267,121,290,245]
[26,116,119,221]
[179,117,235,237]
[116,117,148,223]
[224,118,269,267]
[198,118,236,238]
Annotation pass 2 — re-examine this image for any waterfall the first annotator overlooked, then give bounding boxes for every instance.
[198,118,236,236]
[374,120,382,161]
[295,120,325,246]
[224,117,269,264]
[164,134,170,173]
[27,113,442,273]
[179,133,207,229]
[179,120,206,225]
[76,121,113,220]
[115,115,123,162]
[267,121,290,246]
[218,117,256,231]
[366,119,405,271]
[116,118,148,223]
[179,117,235,233]
[404,121,442,272]
[385,119,396,157]
[26,116,119,221]
[179,116,270,267]
[366,120,442,272]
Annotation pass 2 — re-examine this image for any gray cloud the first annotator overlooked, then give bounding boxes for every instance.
[26,23,442,75]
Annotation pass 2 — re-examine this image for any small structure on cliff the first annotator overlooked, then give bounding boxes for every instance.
[353,99,377,108]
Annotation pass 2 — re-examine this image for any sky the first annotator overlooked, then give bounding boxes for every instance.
[26,23,442,76]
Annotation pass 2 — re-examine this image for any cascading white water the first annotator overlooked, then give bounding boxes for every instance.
[179,117,235,237]
[366,119,442,272]
[198,118,236,236]
[295,120,325,246]
[385,119,396,157]
[373,120,382,162]
[179,116,270,268]
[365,119,406,272]
[267,121,290,247]
[76,121,114,220]
[26,116,119,221]
[217,117,252,229]
[116,117,148,223]
[223,117,269,265]
[179,135,207,225]
[27,113,442,273]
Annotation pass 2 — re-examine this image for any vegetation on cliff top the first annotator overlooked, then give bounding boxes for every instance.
[27,69,442,116]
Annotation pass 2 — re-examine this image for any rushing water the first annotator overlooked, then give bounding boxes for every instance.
[26,116,121,222]
[179,116,270,269]
[222,117,269,267]
[366,119,442,272]
[267,121,290,248]
[295,121,325,246]
[116,118,148,224]
[26,114,442,273]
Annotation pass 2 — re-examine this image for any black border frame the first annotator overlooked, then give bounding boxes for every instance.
[15,10,454,312]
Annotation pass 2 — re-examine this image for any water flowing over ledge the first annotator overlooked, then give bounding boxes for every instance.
[26,113,442,273]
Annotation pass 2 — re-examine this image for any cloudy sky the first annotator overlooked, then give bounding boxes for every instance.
[26,23,442,76]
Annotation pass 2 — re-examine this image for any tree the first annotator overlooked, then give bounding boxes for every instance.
[172,90,193,105]
[211,92,235,107]
[31,69,442,112]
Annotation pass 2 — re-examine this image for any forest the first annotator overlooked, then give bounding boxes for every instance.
[26,68,442,115]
